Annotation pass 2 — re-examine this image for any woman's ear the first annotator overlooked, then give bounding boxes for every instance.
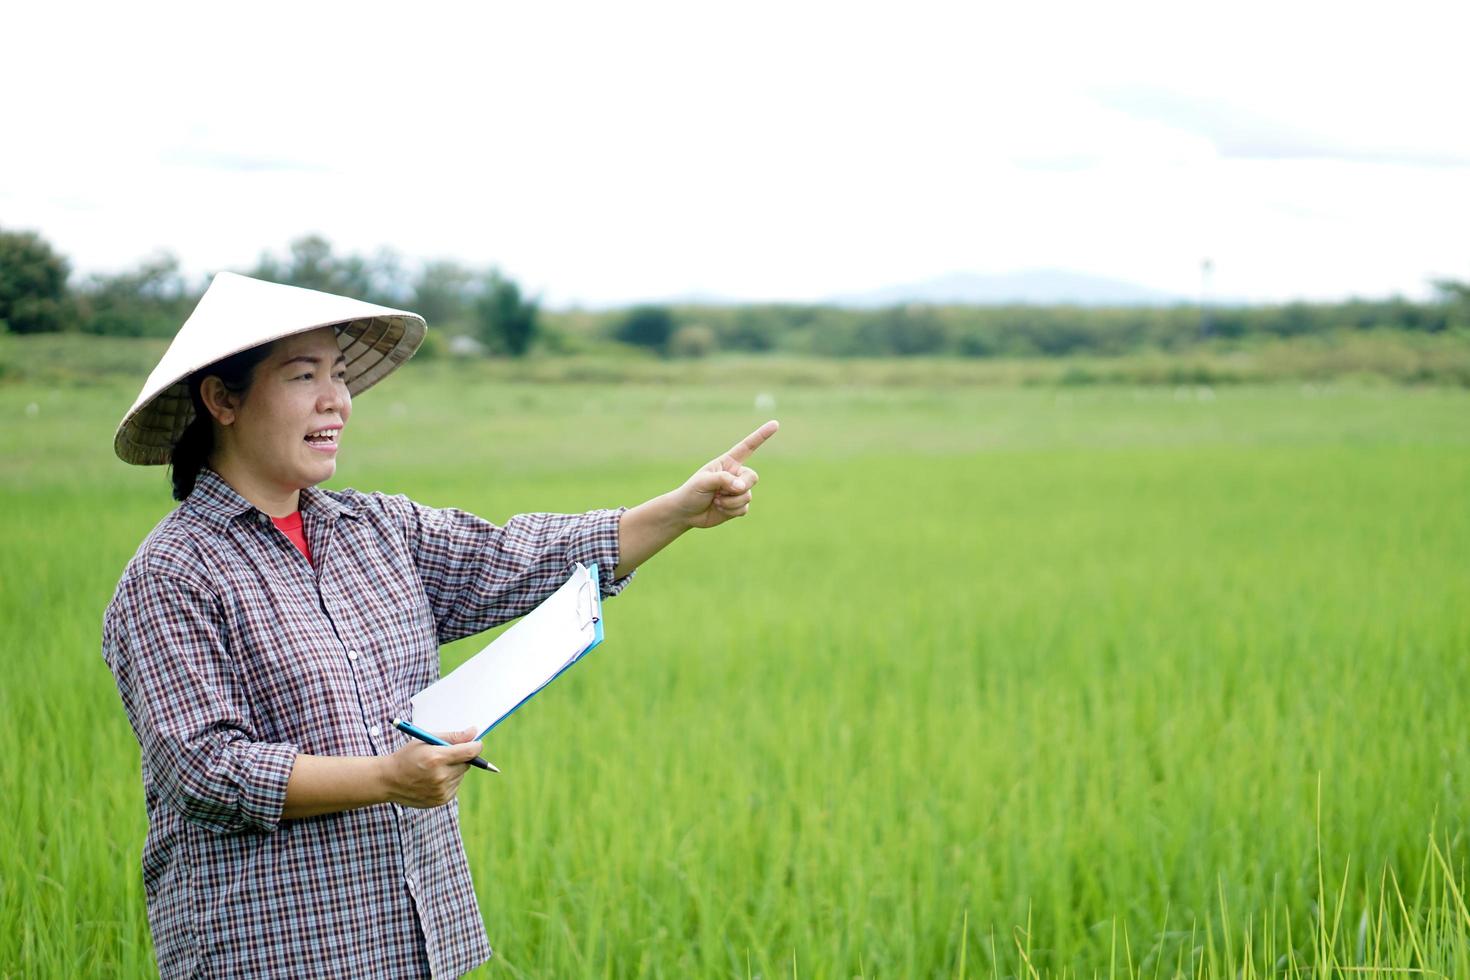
[199,376,238,426]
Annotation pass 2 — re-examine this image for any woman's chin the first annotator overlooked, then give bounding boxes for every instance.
[298,450,338,481]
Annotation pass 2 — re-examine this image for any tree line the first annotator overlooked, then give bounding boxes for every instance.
[0,230,547,357]
[2,226,1467,359]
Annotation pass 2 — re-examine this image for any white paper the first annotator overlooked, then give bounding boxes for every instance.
[409,563,600,736]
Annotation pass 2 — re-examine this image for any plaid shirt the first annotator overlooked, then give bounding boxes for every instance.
[101,467,631,978]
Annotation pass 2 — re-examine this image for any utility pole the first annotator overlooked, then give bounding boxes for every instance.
[1199,257,1214,339]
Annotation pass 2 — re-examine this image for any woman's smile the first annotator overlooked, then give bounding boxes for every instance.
[304,424,342,454]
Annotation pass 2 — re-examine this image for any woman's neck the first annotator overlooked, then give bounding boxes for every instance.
[206,457,302,518]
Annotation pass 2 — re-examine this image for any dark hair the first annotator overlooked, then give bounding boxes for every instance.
[169,342,278,501]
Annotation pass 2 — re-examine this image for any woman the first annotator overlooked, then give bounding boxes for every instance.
[102,271,776,978]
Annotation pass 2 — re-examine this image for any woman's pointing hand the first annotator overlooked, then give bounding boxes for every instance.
[613,421,779,578]
[673,420,779,529]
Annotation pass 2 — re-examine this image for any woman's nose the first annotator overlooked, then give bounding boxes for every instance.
[317,379,350,415]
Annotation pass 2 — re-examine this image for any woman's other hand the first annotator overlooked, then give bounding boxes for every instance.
[381,727,484,809]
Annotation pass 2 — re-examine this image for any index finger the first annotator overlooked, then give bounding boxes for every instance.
[726,420,779,464]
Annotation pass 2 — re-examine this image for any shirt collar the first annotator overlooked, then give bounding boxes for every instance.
[183,466,360,527]
[299,482,360,522]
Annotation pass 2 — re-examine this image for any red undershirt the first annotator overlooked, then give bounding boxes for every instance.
[270,511,313,565]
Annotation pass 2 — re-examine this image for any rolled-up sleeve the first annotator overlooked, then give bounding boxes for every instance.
[370,493,635,645]
[102,572,298,835]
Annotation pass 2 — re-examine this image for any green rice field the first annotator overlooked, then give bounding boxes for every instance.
[2,365,1469,977]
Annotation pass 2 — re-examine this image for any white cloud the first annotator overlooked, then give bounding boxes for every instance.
[2,0,1467,305]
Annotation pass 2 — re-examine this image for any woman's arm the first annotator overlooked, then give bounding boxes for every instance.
[613,491,692,579]
[282,755,392,819]
[370,496,630,645]
[104,572,300,835]
[282,728,485,820]
[105,572,488,828]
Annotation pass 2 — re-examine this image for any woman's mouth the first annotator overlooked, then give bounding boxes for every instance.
[304,428,340,454]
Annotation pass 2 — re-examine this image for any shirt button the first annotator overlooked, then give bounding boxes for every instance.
[347,649,359,661]
[368,724,381,737]
[257,512,270,526]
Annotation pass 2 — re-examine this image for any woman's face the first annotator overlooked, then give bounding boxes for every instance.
[211,326,353,491]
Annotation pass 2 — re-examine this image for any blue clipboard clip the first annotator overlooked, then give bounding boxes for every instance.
[577,567,602,631]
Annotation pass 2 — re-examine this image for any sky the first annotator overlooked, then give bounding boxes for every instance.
[3,0,1468,308]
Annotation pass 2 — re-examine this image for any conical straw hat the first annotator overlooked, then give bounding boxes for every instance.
[114,271,426,465]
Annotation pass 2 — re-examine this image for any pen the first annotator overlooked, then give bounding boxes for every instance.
[392,718,499,773]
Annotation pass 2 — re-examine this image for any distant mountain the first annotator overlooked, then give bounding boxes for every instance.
[826,270,1189,308]
[560,269,1198,311]
[655,289,745,307]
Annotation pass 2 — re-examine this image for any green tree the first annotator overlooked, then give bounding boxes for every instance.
[1432,277,1470,332]
[412,260,477,328]
[250,235,408,306]
[78,251,194,337]
[613,305,675,355]
[0,227,72,334]
[669,323,716,358]
[862,304,949,355]
[474,269,540,357]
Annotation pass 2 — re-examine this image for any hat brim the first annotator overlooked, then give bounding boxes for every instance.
[114,313,425,466]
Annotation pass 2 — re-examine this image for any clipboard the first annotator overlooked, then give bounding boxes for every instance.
[406,562,605,740]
